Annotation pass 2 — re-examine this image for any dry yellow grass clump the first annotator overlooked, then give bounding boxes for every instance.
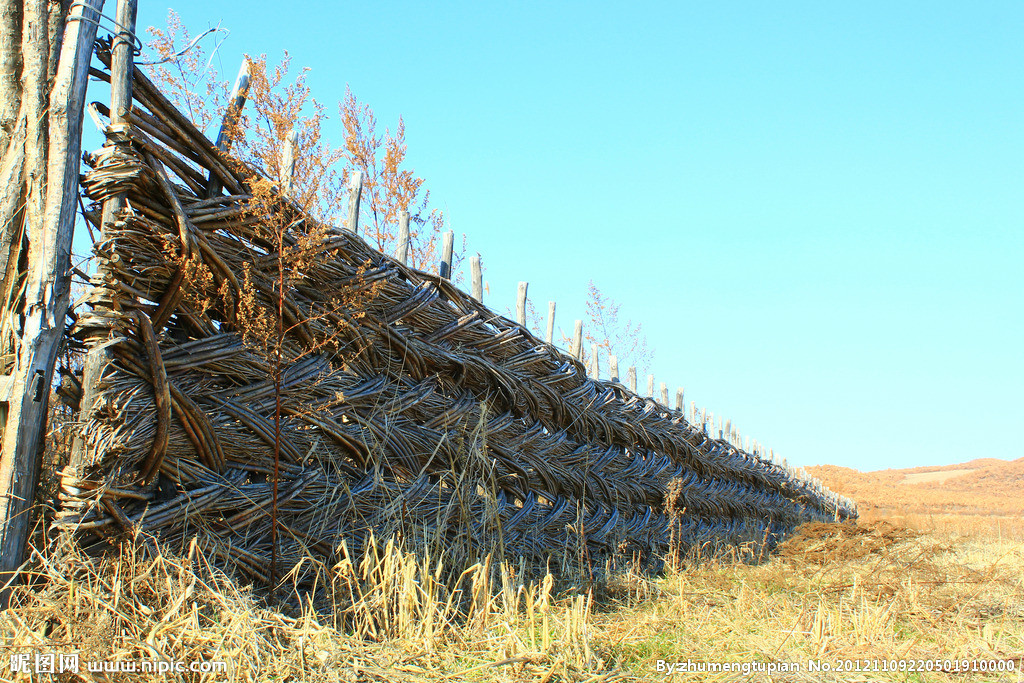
[2,519,1021,682]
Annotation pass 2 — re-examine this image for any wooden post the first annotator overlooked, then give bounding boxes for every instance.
[470,255,482,301]
[346,170,363,233]
[725,419,732,445]
[717,416,723,439]
[675,388,684,412]
[626,366,636,393]
[516,282,528,327]
[690,401,696,423]
[588,343,599,378]
[545,302,556,344]
[395,210,410,265]
[646,374,654,397]
[439,230,454,279]
[570,320,583,359]
[206,57,249,198]
[660,381,668,406]
[609,355,619,383]
[0,0,107,595]
[280,129,298,198]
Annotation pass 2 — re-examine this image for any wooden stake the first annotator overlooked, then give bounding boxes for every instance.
[544,301,556,343]
[660,381,668,406]
[626,365,636,392]
[346,170,363,234]
[470,255,482,301]
[206,57,249,198]
[1,0,106,595]
[516,282,528,327]
[439,230,454,279]
[395,210,410,265]
[609,355,619,383]
[675,388,684,412]
[589,343,599,378]
[570,320,583,359]
[280,129,298,199]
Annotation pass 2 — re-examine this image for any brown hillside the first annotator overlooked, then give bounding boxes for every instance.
[807,458,1024,538]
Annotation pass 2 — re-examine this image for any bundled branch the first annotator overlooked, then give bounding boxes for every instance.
[57,54,856,588]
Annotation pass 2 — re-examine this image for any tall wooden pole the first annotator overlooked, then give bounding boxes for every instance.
[570,320,583,360]
[439,230,453,279]
[395,210,410,265]
[470,255,482,301]
[545,301,555,344]
[280,129,298,198]
[0,0,106,597]
[516,282,528,327]
[660,382,668,406]
[609,355,619,383]
[588,343,599,379]
[346,170,363,233]
[626,366,636,393]
[206,58,249,198]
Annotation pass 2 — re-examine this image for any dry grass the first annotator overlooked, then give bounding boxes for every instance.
[808,458,1024,539]
[598,521,1024,682]
[0,528,621,682]
[3,518,1021,682]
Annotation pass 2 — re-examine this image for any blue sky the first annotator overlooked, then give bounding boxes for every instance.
[114,1,1023,472]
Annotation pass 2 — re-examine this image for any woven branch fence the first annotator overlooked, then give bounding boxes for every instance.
[55,52,856,586]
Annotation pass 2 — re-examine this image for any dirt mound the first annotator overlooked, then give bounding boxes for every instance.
[778,520,917,565]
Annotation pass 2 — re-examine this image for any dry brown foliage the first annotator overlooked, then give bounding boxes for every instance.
[145,11,451,265]
[808,458,1024,539]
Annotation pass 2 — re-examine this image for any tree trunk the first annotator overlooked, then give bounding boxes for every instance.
[0,0,104,601]
[0,0,23,153]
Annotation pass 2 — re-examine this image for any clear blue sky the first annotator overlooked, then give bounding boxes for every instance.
[116,1,1023,472]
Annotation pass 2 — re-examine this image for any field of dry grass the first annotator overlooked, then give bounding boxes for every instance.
[2,518,1021,682]
[808,457,1024,539]
[2,456,1021,681]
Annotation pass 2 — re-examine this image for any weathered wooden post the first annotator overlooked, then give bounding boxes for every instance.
[516,282,528,327]
[206,57,249,198]
[395,210,410,265]
[0,0,108,595]
[545,301,555,344]
[280,129,298,198]
[588,343,599,378]
[725,419,732,445]
[646,374,654,397]
[626,366,636,393]
[470,255,482,301]
[346,170,363,233]
[660,382,668,406]
[439,230,454,279]
[609,355,619,383]
[675,388,684,412]
[570,320,583,359]
[68,0,139,497]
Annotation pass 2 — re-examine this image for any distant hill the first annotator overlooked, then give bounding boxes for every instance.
[806,457,1024,537]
